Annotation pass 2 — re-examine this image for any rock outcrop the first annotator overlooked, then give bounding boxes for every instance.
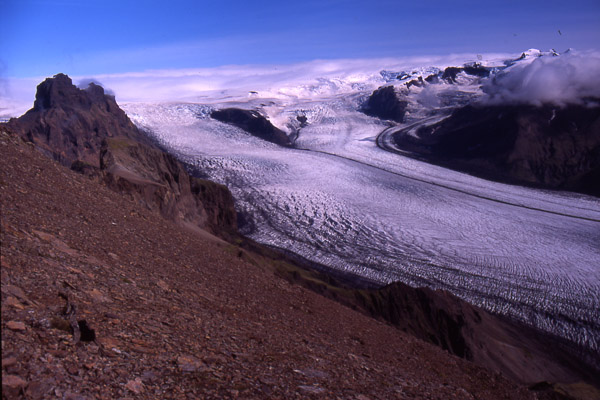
[357,282,473,358]
[6,74,145,168]
[393,103,600,196]
[362,86,408,123]
[100,137,237,237]
[441,67,464,83]
[1,126,546,399]
[210,108,291,146]
[4,74,238,236]
[277,258,600,387]
[352,281,599,386]
[442,64,492,83]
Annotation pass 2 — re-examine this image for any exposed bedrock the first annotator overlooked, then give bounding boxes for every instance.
[100,137,237,237]
[393,103,600,196]
[5,73,238,236]
[6,74,146,168]
[442,64,492,83]
[353,281,599,386]
[210,108,292,146]
[362,85,408,123]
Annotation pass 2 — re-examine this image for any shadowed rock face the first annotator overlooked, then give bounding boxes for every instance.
[362,86,408,123]
[357,282,472,358]
[7,74,144,168]
[5,73,238,236]
[442,65,491,83]
[100,138,237,237]
[393,103,600,196]
[350,281,600,386]
[210,108,291,146]
[441,67,464,83]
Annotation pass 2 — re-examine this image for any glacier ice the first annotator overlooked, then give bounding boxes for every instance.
[120,51,600,352]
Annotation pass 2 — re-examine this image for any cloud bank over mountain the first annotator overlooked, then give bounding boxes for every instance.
[1,52,509,118]
[4,49,599,118]
[482,50,600,106]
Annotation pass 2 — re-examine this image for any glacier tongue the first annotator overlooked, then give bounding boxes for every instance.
[120,51,600,353]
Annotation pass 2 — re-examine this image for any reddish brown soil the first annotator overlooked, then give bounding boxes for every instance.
[1,128,539,399]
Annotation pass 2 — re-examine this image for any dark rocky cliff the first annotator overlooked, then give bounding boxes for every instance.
[362,86,408,123]
[6,74,145,168]
[210,108,291,146]
[100,137,237,237]
[351,281,599,386]
[393,103,600,196]
[4,74,237,237]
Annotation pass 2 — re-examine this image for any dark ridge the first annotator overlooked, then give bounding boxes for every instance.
[442,67,464,83]
[6,73,147,168]
[441,64,491,83]
[99,137,238,237]
[275,264,600,387]
[210,108,291,146]
[4,73,238,237]
[424,74,439,84]
[362,86,408,123]
[463,64,491,77]
[406,77,425,89]
[393,103,600,196]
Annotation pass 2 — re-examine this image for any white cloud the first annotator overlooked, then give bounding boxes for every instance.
[481,50,600,106]
[76,78,115,96]
[87,52,511,103]
[1,52,516,117]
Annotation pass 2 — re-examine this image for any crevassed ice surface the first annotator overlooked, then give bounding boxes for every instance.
[122,85,600,353]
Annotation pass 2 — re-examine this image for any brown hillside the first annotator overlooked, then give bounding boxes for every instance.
[0,125,540,398]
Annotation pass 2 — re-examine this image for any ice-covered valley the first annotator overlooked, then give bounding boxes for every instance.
[121,51,600,354]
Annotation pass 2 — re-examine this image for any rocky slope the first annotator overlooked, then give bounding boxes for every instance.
[351,282,598,387]
[1,125,543,400]
[270,258,600,392]
[2,73,599,399]
[99,137,237,238]
[393,103,600,196]
[5,74,237,237]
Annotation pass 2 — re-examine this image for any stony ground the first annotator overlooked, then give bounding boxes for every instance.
[0,128,537,399]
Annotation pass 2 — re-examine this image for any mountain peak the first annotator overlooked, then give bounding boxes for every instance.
[8,73,141,167]
[33,73,109,112]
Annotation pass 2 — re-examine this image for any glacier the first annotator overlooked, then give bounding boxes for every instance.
[121,51,600,353]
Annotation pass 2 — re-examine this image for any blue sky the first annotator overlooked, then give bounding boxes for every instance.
[1,0,599,78]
